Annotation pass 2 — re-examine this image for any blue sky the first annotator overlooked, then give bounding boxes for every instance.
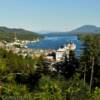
[0,0,100,32]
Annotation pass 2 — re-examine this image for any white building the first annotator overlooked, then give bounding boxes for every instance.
[56,47,66,62]
[67,43,76,51]
[56,43,76,62]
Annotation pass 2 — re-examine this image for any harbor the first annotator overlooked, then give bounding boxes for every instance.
[0,34,79,63]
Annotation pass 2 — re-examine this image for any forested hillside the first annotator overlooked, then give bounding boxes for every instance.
[0,26,42,42]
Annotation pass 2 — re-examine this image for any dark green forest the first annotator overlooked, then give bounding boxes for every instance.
[0,27,42,42]
[0,34,100,100]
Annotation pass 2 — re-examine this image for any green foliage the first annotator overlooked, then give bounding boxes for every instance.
[3,83,28,96]
[0,49,39,76]
[0,59,7,74]
[80,34,100,90]
[2,83,34,100]
[33,75,64,100]
[65,73,90,100]
[90,87,100,100]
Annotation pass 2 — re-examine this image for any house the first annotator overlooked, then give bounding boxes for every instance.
[56,43,76,62]
[56,46,66,62]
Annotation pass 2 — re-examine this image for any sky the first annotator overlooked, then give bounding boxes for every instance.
[0,0,100,32]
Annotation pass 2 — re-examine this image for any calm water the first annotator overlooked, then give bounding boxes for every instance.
[27,35,83,57]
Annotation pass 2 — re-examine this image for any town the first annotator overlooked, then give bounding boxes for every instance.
[0,33,76,63]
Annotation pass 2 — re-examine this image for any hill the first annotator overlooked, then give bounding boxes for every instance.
[0,26,42,42]
[43,25,100,36]
[69,25,100,34]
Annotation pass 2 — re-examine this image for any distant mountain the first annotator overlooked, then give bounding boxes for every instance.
[43,25,100,36]
[0,26,42,42]
[69,25,100,34]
